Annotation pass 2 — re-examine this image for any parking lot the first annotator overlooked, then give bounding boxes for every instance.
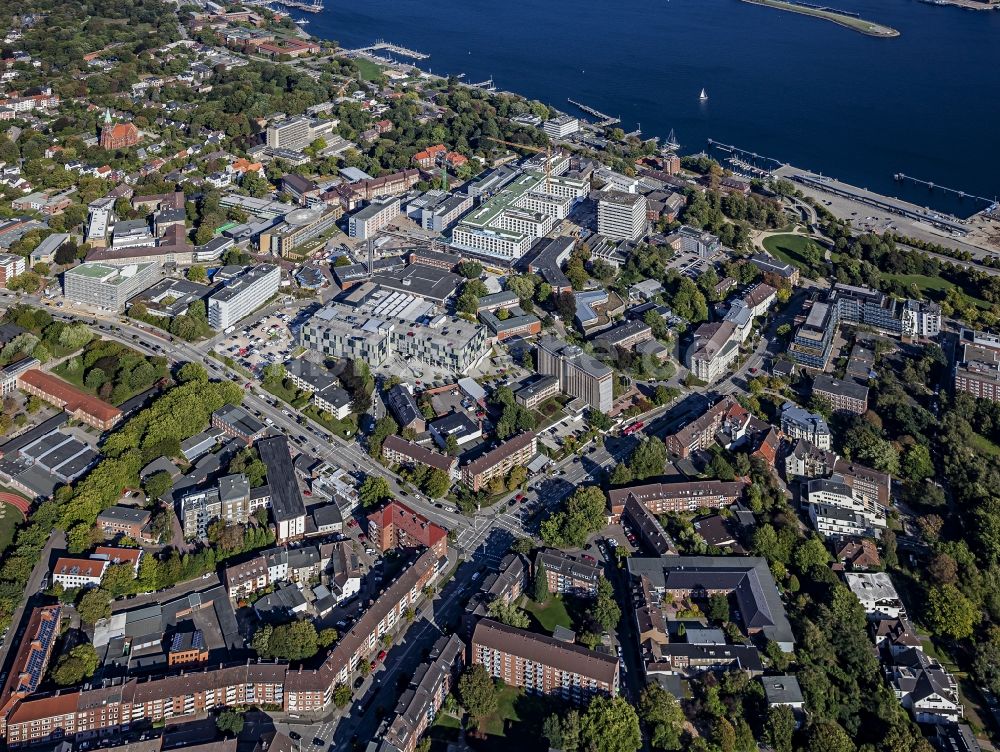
[666,249,717,279]
[216,312,296,377]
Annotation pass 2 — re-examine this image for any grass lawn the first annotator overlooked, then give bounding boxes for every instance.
[355,58,384,81]
[969,431,1000,458]
[302,406,358,439]
[883,272,991,309]
[474,687,551,751]
[0,493,25,555]
[762,233,824,272]
[520,594,573,634]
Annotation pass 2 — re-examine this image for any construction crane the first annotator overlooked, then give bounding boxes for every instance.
[484,137,557,191]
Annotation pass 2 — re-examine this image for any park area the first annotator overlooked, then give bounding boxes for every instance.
[762,233,826,274]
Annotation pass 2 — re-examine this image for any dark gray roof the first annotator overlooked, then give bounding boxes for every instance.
[761,675,804,705]
[257,436,306,523]
[213,403,266,437]
[628,556,795,648]
[386,384,423,427]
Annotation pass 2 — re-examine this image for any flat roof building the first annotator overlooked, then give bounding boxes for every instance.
[536,335,614,413]
[207,264,281,330]
[63,262,159,311]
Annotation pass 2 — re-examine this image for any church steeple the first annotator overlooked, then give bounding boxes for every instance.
[103,108,113,126]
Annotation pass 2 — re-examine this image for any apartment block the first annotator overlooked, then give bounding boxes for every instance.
[536,550,600,597]
[954,328,1000,402]
[472,619,618,703]
[378,634,464,752]
[608,479,747,517]
[367,500,449,558]
[687,321,740,383]
[812,374,869,414]
[806,475,886,539]
[780,402,832,450]
[665,396,748,459]
[207,264,281,330]
[0,253,25,286]
[536,336,613,413]
[179,474,271,540]
[461,432,537,492]
[382,435,457,480]
[2,551,444,747]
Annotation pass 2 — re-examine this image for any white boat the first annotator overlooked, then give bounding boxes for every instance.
[699,88,708,101]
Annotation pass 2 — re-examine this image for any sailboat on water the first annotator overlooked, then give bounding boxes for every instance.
[699,88,708,101]
[665,128,681,151]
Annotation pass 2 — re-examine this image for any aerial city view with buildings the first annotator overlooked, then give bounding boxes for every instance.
[0,1,996,752]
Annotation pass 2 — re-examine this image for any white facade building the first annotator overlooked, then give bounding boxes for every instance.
[596,190,647,242]
[207,264,281,330]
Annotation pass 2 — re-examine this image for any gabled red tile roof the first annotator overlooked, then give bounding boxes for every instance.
[17,370,121,425]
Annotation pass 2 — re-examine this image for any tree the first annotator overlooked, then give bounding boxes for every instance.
[533,561,549,602]
[333,683,353,708]
[77,588,112,625]
[637,683,683,750]
[902,443,933,483]
[925,583,978,639]
[545,709,581,752]
[101,563,137,598]
[259,620,319,661]
[488,599,530,628]
[707,592,729,623]
[177,362,208,383]
[767,705,795,752]
[318,628,339,648]
[539,486,607,548]
[359,475,391,507]
[579,696,641,752]
[629,437,666,480]
[424,468,451,498]
[589,410,613,431]
[187,265,207,283]
[262,363,285,385]
[144,470,173,500]
[216,709,244,737]
[713,717,737,752]
[8,272,42,294]
[591,577,621,632]
[51,644,99,686]
[457,664,498,730]
[804,720,855,752]
[609,463,633,486]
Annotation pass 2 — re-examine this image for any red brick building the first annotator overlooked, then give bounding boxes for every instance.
[100,122,140,151]
[367,501,448,558]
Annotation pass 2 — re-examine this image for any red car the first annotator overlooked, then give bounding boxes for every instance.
[370,660,377,671]
[582,554,596,563]
[515,493,525,502]
[377,650,387,662]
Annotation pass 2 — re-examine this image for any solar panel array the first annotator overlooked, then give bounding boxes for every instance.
[15,608,60,694]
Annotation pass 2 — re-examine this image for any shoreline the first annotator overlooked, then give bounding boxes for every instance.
[738,0,900,36]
